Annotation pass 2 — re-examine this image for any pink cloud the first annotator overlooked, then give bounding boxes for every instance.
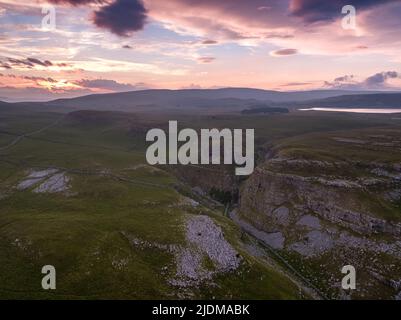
[197,56,215,63]
[270,48,298,56]
[143,0,401,57]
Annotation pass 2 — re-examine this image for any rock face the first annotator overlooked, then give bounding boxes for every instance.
[34,172,70,193]
[186,215,241,272]
[289,230,334,257]
[238,157,401,299]
[17,169,71,194]
[230,210,285,250]
[169,164,238,194]
[17,169,58,190]
[123,215,241,289]
[241,167,401,236]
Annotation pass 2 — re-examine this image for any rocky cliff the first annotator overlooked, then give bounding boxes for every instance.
[238,156,401,299]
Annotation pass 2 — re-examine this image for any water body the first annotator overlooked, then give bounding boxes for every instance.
[299,108,401,114]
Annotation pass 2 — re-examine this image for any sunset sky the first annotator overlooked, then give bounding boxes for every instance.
[1,0,401,101]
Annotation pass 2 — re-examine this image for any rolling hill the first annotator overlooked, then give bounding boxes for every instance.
[297,93,401,109]
[40,88,382,112]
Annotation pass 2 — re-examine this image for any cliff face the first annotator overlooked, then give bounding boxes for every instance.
[167,127,401,299]
[238,157,401,299]
[169,164,239,201]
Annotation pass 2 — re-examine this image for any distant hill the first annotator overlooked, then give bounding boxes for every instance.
[2,88,400,113]
[298,93,401,109]
[0,100,70,114]
[241,106,289,114]
[42,88,378,112]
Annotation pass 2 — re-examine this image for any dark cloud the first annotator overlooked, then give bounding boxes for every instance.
[0,62,12,69]
[47,0,106,5]
[122,44,133,49]
[265,33,294,39]
[325,71,400,89]
[290,0,398,23]
[57,63,70,67]
[334,75,354,82]
[197,56,216,63]
[202,40,218,45]
[27,58,53,67]
[7,58,34,68]
[364,71,399,87]
[181,83,202,89]
[93,0,147,36]
[74,78,146,91]
[23,76,58,83]
[281,82,312,87]
[0,73,58,84]
[271,48,298,56]
[3,57,66,69]
[47,0,148,36]
[324,74,357,89]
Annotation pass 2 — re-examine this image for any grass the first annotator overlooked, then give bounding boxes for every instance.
[0,108,304,299]
[1,107,400,299]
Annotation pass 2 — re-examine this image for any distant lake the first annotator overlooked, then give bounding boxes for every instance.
[299,108,401,114]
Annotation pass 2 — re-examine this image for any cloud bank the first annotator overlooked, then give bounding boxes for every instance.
[325,71,401,90]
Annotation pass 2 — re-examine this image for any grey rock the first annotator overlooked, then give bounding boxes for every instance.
[271,206,290,225]
[296,215,321,230]
[186,215,241,271]
[230,210,285,250]
[17,169,59,190]
[289,230,334,257]
[34,172,70,193]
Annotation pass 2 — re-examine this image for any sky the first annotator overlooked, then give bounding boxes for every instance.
[1,0,401,101]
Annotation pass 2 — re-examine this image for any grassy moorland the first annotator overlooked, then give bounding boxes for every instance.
[0,107,300,299]
[0,105,400,299]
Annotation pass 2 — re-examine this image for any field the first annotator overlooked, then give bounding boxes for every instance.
[0,107,299,299]
[0,105,400,299]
